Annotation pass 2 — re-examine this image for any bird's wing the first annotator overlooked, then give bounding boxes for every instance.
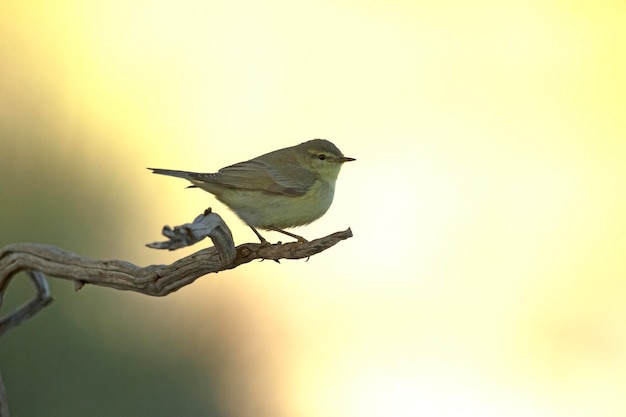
[188,160,317,196]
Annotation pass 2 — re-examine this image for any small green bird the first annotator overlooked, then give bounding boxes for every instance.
[149,139,355,243]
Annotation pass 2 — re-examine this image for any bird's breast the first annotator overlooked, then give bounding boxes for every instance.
[217,179,335,229]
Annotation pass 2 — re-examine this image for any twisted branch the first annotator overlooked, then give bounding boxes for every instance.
[0,209,353,337]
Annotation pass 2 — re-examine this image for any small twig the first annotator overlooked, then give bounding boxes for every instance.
[0,270,52,337]
[146,208,235,259]
[0,373,8,417]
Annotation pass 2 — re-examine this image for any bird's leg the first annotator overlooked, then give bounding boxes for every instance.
[267,227,308,243]
[249,226,270,245]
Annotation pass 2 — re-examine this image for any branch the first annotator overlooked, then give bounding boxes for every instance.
[0,373,8,417]
[0,209,353,337]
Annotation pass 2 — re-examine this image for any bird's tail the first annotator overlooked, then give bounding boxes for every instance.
[148,168,195,179]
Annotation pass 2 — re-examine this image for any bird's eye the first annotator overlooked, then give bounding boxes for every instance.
[317,154,326,160]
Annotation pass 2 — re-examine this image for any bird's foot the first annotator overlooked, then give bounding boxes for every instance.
[267,227,308,243]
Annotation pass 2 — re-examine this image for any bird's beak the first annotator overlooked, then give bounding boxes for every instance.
[340,156,356,162]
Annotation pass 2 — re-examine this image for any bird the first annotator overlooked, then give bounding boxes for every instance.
[149,139,355,243]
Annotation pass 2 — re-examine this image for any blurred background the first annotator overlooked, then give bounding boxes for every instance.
[1,0,625,416]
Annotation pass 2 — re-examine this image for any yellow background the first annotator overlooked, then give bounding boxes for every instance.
[1,0,625,416]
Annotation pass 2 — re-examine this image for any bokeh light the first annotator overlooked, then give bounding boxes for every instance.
[1,0,625,416]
